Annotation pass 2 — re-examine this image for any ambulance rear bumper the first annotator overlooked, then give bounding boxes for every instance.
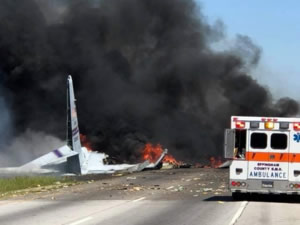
[230,179,300,194]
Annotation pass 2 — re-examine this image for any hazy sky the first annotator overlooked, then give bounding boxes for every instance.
[198,0,300,100]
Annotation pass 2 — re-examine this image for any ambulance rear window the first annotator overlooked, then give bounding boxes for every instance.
[250,133,267,149]
[271,133,287,150]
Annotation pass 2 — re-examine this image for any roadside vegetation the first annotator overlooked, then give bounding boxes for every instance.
[0,176,73,195]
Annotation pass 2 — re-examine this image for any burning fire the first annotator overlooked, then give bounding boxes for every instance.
[141,143,182,165]
[80,134,93,151]
[163,154,182,165]
[141,143,163,163]
[141,143,223,168]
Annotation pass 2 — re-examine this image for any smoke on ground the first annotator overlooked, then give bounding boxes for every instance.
[0,0,298,163]
[0,129,64,167]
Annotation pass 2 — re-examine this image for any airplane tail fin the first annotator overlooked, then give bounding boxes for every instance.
[67,75,82,153]
[66,75,88,173]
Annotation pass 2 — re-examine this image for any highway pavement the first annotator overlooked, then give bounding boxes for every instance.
[1,168,300,225]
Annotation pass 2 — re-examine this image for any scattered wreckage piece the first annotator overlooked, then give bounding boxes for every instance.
[179,164,192,168]
[162,162,192,169]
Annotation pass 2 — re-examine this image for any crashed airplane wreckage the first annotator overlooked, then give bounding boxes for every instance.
[0,75,167,176]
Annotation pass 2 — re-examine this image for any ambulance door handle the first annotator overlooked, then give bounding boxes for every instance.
[269,154,275,160]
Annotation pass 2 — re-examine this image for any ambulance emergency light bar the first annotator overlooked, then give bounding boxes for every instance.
[233,119,300,130]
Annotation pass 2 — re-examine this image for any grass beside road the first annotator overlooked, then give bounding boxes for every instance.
[0,176,72,195]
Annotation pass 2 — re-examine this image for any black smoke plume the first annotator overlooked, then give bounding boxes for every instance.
[0,0,298,163]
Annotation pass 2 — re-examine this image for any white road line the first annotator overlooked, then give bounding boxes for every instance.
[68,216,93,225]
[228,201,248,225]
[132,197,146,202]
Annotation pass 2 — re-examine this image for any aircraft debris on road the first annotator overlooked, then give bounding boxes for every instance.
[0,75,167,176]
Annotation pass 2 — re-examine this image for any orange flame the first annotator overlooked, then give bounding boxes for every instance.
[141,143,181,165]
[80,134,92,151]
[141,143,163,163]
[163,154,182,165]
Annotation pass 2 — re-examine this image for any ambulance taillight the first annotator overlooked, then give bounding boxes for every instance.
[290,183,300,189]
[231,181,246,187]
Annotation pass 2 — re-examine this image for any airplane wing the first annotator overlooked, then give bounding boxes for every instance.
[21,145,78,169]
[0,146,77,175]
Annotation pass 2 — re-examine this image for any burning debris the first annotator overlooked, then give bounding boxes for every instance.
[0,0,298,164]
[141,143,220,169]
[141,143,184,168]
[141,143,165,164]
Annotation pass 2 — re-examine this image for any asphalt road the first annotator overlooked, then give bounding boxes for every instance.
[1,168,300,225]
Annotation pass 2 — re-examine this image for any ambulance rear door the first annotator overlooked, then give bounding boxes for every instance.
[268,130,289,180]
[247,130,289,181]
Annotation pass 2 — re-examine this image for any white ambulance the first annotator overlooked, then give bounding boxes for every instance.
[224,116,300,199]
